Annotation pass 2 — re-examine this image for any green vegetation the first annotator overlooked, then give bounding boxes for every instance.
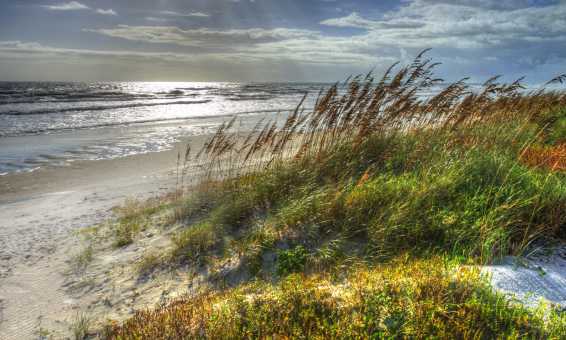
[109,258,565,339]
[276,245,307,276]
[171,221,221,264]
[112,198,168,248]
[106,53,566,338]
[135,251,166,276]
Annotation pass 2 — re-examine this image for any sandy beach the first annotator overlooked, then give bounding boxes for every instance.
[0,135,208,339]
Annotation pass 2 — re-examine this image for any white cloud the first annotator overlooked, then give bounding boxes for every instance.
[43,2,116,16]
[84,26,321,48]
[42,1,89,11]
[321,12,424,30]
[319,1,566,49]
[0,40,207,62]
[145,17,171,23]
[96,8,117,16]
[82,25,383,68]
[0,40,380,82]
[320,12,377,29]
[159,10,210,18]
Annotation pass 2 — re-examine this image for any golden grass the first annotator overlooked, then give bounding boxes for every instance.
[106,257,566,339]
[171,50,566,188]
[521,143,566,171]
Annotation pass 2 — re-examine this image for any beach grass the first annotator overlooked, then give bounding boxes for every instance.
[69,245,94,274]
[105,52,566,338]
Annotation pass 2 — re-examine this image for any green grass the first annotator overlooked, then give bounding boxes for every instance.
[105,110,565,338]
[70,311,92,340]
[181,127,564,265]
[170,221,222,264]
[111,198,169,248]
[104,58,566,338]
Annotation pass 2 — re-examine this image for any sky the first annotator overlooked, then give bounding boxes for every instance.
[0,0,565,83]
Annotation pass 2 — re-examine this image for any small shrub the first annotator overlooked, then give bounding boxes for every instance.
[112,198,166,247]
[277,245,308,276]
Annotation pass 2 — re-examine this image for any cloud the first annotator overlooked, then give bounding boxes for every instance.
[319,1,566,49]
[0,41,45,49]
[0,39,379,81]
[0,40,206,63]
[159,10,210,18]
[18,0,566,82]
[0,40,224,81]
[86,1,566,62]
[42,1,89,11]
[84,26,321,48]
[42,2,116,16]
[417,0,536,11]
[0,38,382,80]
[321,12,424,30]
[145,17,171,23]
[96,8,117,16]
[320,12,377,29]
[82,25,386,68]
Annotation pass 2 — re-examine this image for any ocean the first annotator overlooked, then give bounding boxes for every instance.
[0,82,326,176]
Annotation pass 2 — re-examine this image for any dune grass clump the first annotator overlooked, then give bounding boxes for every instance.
[69,245,94,274]
[111,198,169,247]
[106,52,566,338]
[113,222,139,248]
[172,127,565,268]
[135,251,167,276]
[70,311,92,340]
[170,221,222,264]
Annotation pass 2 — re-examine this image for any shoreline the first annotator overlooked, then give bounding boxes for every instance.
[0,133,210,205]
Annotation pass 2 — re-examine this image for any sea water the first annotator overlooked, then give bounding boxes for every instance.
[0,82,325,175]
